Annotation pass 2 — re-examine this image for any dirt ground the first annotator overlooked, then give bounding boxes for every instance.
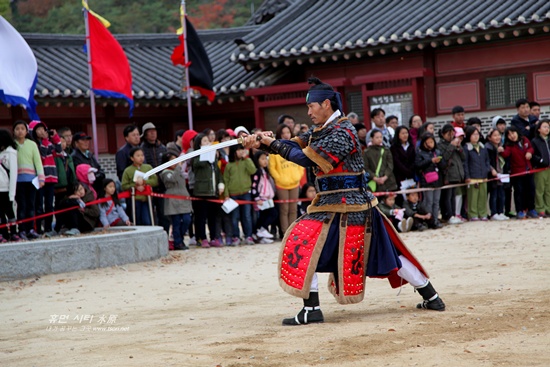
[1,219,549,367]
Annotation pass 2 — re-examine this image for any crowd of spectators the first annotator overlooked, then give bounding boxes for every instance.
[359,99,550,233]
[0,99,548,247]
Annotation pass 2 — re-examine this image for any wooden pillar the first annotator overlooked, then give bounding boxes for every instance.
[10,105,23,124]
[337,86,348,113]
[361,84,371,130]
[412,78,426,120]
[104,105,117,154]
[254,97,263,130]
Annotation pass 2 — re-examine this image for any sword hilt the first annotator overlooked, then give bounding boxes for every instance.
[237,134,263,146]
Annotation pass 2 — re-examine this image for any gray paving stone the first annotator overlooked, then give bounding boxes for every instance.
[0,226,168,281]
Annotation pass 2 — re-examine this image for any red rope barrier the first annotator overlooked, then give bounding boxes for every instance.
[2,166,548,229]
[371,166,549,197]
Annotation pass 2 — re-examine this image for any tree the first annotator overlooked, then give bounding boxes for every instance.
[9,0,264,33]
[0,0,11,20]
[16,0,63,17]
[188,0,234,29]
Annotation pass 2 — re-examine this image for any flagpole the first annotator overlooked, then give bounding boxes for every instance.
[181,0,194,131]
[83,0,100,160]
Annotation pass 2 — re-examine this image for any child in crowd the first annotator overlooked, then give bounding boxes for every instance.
[390,126,416,206]
[403,191,435,231]
[363,130,397,192]
[160,152,193,250]
[54,181,99,235]
[250,151,277,244]
[485,128,509,220]
[416,122,435,148]
[76,163,98,198]
[378,194,413,233]
[121,147,158,225]
[438,124,465,224]
[298,182,316,216]
[492,116,507,144]
[181,129,198,245]
[215,129,232,174]
[214,129,233,245]
[0,129,19,242]
[30,120,62,234]
[224,143,257,245]
[13,120,43,240]
[531,119,550,217]
[501,126,536,219]
[415,133,445,229]
[269,124,304,234]
[466,117,486,144]
[99,178,131,228]
[491,116,514,217]
[452,127,467,221]
[192,133,224,247]
[53,135,76,206]
[463,126,493,221]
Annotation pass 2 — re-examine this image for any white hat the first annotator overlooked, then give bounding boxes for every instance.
[233,126,250,136]
[141,122,156,137]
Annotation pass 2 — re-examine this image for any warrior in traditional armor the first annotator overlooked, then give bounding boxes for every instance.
[242,77,445,325]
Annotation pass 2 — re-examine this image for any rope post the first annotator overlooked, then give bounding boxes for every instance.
[148,195,155,226]
[131,187,136,225]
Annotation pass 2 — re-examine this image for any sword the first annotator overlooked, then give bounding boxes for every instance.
[140,136,249,181]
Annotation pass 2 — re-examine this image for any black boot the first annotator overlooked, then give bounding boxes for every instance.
[416,281,446,311]
[282,291,324,325]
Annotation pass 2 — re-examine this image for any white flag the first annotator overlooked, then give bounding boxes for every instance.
[0,16,39,119]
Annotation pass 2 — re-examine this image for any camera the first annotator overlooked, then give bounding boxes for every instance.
[48,129,55,137]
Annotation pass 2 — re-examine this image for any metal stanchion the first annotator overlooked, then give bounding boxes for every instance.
[132,187,136,225]
[148,194,155,226]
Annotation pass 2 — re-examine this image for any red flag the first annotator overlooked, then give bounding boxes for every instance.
[170,35,191,68]
[171,18,215,102]
[87,12,134,115]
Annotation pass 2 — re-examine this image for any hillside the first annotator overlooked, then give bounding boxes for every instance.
[1,0,264,33]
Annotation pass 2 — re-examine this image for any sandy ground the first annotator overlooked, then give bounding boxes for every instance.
[1,219,549,367]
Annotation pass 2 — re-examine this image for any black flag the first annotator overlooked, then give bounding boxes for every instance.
[171,18,215,101]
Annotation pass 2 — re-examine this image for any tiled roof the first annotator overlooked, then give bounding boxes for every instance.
[245,0,296,25]
[24,26,289,100]
[233,0,550,64]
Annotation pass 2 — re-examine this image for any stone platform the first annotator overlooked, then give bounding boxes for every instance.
[0,226,168,281]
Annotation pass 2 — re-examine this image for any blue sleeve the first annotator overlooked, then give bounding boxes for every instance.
[279,140,317,167]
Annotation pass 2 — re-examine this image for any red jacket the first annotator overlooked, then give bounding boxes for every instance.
[500,136,534,174]
[38,134,62,184]
[451,121,465,129]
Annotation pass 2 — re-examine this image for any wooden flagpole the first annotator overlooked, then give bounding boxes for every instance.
[83,0,100,160]
[181,0,194,130]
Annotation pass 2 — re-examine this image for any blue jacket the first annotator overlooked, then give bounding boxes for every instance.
[510,114,536,140]
[463,142,491,180]
[115,142,136,180]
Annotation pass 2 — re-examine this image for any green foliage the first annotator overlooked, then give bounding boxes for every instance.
[10,0,264,33]
[0,0,11,20]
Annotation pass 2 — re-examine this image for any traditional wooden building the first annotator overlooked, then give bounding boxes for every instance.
[1,0,550,177]
[234,0,550,132]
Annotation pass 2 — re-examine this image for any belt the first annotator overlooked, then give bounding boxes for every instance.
[315,173,365,192]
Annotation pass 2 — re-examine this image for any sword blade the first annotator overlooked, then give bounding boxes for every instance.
[141,137,243,181]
